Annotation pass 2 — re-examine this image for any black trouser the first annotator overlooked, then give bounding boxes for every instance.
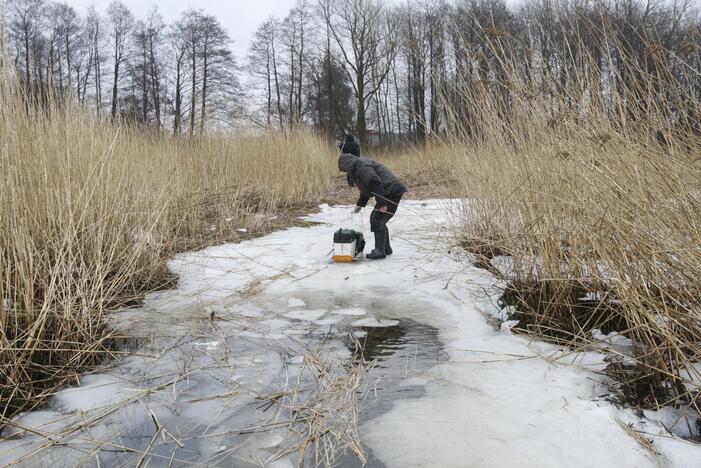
[370,193,403,232]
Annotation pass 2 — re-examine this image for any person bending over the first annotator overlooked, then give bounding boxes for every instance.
[338,154,408,260]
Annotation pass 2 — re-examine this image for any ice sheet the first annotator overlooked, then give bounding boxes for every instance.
[1,200,697,467]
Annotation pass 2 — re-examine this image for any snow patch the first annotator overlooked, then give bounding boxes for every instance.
[500,320,520,334]
[331,307,367,316]
[286,298,306,308]
[194,341,220,351]
[54,375,130,412]
[314,318,340,326]
[283,309,327,321]
[285,356,305,365]
[261,318,292,330]
[592,329,633,348]
[351,319,400,328]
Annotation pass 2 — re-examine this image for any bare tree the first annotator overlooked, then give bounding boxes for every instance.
[319,0,398,141]
[173,9,239,137]
[400,3,429,141]
[198,13,236,134]
[7,0,46,103]
[107,0,134,120]
[0,0,7,67]
[426,1,448,135]
[248,18,278,128]
[173,9,203,137]
[131,21,149,123]
[170,20,188,135]
[84,6,104,113]
[280,1,312,128]
[46,2,80,100]
[249,17,286,129]
[129,7,165,127]
[145,7,165,128]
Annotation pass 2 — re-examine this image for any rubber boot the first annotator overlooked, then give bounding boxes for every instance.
[366,229,387,260]
[385,227,393,256]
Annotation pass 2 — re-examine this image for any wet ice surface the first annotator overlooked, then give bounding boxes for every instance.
[2,292,442,467]
[1,200,699,467]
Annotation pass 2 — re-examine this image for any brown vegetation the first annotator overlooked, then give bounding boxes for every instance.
[0,81,335,424]
[438,3,701,416]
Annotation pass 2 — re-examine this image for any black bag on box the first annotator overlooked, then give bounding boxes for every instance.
[333,229,366,256]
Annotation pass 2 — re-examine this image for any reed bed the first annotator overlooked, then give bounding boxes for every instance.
[440,21,701,417]
[0,81,336,424]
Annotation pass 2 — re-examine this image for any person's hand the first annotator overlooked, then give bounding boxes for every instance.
[352,206,362,214]
[378,206,388,213]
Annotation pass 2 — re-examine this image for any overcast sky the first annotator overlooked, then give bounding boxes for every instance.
[65,0,300,61]
[64,0,525,63]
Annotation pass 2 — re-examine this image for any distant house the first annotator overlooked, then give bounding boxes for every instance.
[364,129,381,147]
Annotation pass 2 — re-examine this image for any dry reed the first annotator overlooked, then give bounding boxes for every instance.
[0,79,336,424]
[259,346,372,467]
[436,14,701,419]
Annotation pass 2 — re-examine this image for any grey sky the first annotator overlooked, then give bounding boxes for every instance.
[64,0,524,63]
[65,0,300,61]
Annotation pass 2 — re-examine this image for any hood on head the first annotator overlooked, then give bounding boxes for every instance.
[345,134,355,142]
[338,153,357,173]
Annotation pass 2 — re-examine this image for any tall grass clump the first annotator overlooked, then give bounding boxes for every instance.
[442,8,701,416]
[0,80,335,425]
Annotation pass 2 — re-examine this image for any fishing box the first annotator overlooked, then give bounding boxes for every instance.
[333,229,366,263]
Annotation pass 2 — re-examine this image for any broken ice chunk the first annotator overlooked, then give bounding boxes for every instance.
[284,310,327,321]
[351,318,400,328]
[287,298,306,308]
[331,307,367,316]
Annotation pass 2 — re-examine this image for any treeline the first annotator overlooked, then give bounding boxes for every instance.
[249,0,700,145]
[3,0,239,136]
[3,0,700,143]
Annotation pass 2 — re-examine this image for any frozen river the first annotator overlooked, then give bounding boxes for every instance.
[1,201,697,467]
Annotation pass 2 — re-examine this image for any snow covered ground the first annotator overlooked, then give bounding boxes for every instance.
[0,200,699,467]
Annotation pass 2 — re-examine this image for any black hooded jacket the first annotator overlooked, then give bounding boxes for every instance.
[338,154,408,208]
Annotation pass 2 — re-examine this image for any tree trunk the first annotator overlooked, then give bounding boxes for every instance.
[356,95,366,143]
[288,41,295,129]
[23,30,30,105]
[199,43,208,135]
[272,40,283,129]
[392,62,401,137]
[189,41,197,138]
[149,34,161,128]
[95,47,102,118]
[297,23,304,125]
[174,56,183,135]
[111,36,120,120]
[356,70,366,141]
[65,34,72,91]
[142,46,148,124]
[266,50,272,128]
